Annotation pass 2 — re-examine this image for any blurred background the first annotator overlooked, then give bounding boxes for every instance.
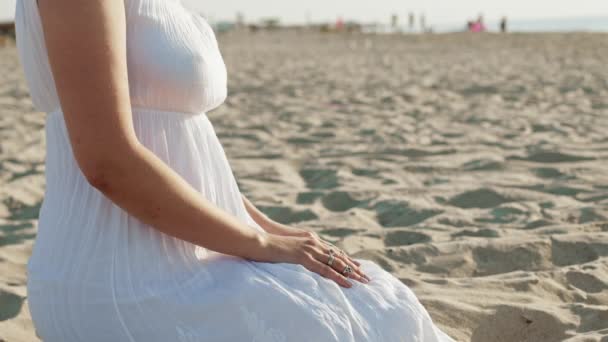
[182,0,608,33]
[1,0,608,34]
[1,1,608,341]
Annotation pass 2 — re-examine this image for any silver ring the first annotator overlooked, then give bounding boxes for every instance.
[342,265,353,277]
[327,253,335,266]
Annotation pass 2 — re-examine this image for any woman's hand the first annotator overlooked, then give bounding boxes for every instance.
[241,194,366,286]
[264,222,362,267]
[254,231,371,288]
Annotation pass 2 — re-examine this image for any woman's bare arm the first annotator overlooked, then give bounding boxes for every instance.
[242,194,310,236]
[37,0,271,260]
[241,194,362,267]
[37,0,368,286]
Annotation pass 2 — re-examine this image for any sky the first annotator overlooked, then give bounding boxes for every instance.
[1,0,607,28]
[0,0,16,22]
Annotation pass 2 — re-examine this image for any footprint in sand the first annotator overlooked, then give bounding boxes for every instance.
[0,222,36,248]
[570,304,608,333]
[472,241,551,276]
[551,235,608,267]
[508,151,595,163]
[373,200,442,228]
[566,271,608,294]
[320,191,370,212]
[257,205,318,225]
[299,169,339,190]
[0,290,24,321]
[461,158,504,171]
[295,191,324,205]
[319,227,363,238]
[470,305,573,342]
[384,230,432,247]
[3,197,41,221]
[451,229,499,239]
[448,188,512,209]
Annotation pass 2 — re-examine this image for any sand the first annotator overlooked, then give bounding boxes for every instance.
[1,31,608,341]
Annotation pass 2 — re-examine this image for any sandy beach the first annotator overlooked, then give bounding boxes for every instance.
[1,31,608,341]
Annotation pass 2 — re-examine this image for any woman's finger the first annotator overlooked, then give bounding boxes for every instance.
[303,255,352,288]
[340,261,368,284]
[345,257,366,279]
[320,242,368,280]
[349,257,361,267]
[315,240,368,282]
[310,247,369,284]
[337,249,361,267]
[330,249,370,282]
[323,241,359,265]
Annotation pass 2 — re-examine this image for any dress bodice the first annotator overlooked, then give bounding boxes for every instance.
[16,0,227,114]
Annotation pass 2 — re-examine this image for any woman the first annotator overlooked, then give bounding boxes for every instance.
[15,0,455,340]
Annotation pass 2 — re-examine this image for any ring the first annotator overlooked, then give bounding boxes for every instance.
[327,252,335,266]
[342,265,353,277]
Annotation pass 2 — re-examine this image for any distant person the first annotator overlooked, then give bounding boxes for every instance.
[236,11,244,30]
[248,24,259,33]
[471,14,486,32]
[467,20,474,31]
[336,16,345,31]
[500,16,508,32]
[391,13,399,32]
[420,13,426,32]
[409,12,415,32]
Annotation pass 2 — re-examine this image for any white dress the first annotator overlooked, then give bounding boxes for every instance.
[15,0,455,341]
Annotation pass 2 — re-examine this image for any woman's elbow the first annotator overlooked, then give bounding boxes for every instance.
[70,135,142,194]
[78,156,128,194]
